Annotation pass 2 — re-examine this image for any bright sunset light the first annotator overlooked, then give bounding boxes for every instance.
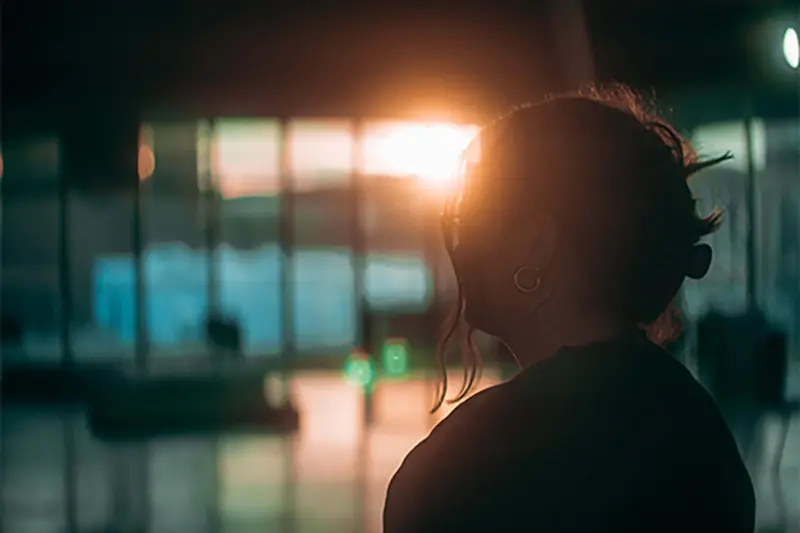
[145,119,479,197]
[363,122,480,193]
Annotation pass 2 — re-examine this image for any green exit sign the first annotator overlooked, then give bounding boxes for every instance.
[344,349,375,390]
[381,337,410,377]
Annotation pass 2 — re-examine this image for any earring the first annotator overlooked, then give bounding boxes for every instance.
[513,265,541,293]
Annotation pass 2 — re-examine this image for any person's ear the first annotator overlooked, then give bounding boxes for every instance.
[685,243,712,280]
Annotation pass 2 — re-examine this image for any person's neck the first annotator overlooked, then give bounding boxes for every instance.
[501,313,631,369]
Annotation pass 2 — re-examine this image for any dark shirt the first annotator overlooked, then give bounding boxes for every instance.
[383,331,755,533]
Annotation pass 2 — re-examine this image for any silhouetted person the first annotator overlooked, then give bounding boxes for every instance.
[205,314,243,361]
[383,87,755,533]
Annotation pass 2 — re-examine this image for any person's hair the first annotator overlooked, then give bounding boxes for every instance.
[432,84,731,412]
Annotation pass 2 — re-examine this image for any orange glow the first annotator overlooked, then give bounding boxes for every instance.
[138,125,155,180]
[288,120,354,190]
[209,118,478,197]
[364,122,479,193]
[138,144,155,180]
[214,119,281,198]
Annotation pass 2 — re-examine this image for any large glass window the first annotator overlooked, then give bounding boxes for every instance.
[214,119,281,198]
[213,119,282,357]
[288,119,353,191]
[287,120,357,353]
[138,121,210,360]
[759,118,800,381]
[0,137,63,363]
[683,119,766,317]
[70,189,137,362]
[359,121,478,314]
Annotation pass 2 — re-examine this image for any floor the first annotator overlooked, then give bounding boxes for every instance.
[2,371,799,533]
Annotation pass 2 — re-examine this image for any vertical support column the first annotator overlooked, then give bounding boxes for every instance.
[58,141,74,368]
[62,101,142,367]
[278,118,295,398]
[133,142,147,371]
[423,194,442,379]
[62,413,77,533]
[744,104,759,312]
[277,118,298,533]
[203,120,221,345]
[351,119,373,421]
[351,119,372,533]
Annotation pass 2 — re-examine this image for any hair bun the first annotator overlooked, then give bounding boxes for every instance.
[684,243,712,280]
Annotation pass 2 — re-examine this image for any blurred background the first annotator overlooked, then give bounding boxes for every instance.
[1,1,799,532]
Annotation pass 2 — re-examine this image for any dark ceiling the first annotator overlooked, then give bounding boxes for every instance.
[2,1,798,125]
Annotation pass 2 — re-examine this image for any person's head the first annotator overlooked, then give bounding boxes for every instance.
[433,85,729,410]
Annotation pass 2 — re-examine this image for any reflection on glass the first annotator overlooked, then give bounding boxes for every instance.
[292,250,356,351]
[214,119,280,198]
[288,120,353,191]
[363,121,479,193]
[218,437,286,531]
[291,374,362,532]
[148,440,217,533]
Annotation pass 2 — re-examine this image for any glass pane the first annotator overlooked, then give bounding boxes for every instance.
[0,138,63,363]
[292,249,356,352]
[288,119,353,191]
[1,409,68,533]
[71,191,137,362]
[361,178,432,313]
[213,119,280,199]
[143,121,210,362]
[364,254,432,312]
[148,440,217,533]
[288,120,356,352]
[684,120,760,317]
[759,118,800,385]
[215,238,282,358]
[359,120,477,317]
[214,119,283,358]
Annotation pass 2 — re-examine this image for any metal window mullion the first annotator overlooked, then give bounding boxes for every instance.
[58,154,73,367]
[278,118,295,394]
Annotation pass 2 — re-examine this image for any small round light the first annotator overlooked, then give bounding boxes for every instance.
[783,27,799,69]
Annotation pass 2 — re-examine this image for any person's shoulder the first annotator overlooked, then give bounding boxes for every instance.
[393,381,520,479]
[383,382,523,531]
[639,342,755,526]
